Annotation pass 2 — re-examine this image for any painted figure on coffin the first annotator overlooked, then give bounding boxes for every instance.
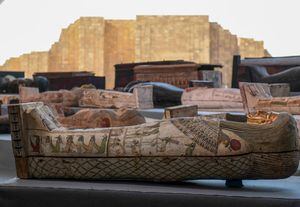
[86,135,107,154]
[30,135,40,153]
[76,136,89,153]
[64,135,77,153]
[51,135,63,153]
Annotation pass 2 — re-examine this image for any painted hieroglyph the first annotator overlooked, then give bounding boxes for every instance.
[27,117,249,157]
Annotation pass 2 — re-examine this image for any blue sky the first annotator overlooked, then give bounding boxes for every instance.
[0,0,299,63]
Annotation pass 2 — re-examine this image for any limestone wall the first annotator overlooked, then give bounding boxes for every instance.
[222,30,239,87]
[209,23,221,65]
[104,20,135,89]
[135,15,210,64]
[238,38,265,58]
[0,52,49,77]
[209,23,239,87]
[49,17,105,75]
[0,16,269,88]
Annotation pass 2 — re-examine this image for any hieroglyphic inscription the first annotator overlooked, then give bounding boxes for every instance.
[171,118,219,154]
[27,131,109,156]
[8,105,25,157]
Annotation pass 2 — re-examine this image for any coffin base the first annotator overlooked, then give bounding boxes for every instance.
[23,151,299,181]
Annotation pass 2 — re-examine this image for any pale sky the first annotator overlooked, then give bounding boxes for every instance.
[0,0,299,64]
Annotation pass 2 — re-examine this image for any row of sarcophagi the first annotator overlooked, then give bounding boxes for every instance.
[1,81,300,129]
[2,81,299,185]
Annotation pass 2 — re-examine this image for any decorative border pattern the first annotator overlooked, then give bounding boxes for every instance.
[27,151,299,181]
[8,104,25,157]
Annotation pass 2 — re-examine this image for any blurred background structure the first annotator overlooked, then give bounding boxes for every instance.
[0,16,269,88]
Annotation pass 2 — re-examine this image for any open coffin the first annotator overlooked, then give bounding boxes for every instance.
[8,102,299,181]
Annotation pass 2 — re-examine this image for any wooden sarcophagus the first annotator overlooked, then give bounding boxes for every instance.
[114,60,196,89]
[133,64,222,89]
[33,71,105,90]
[8,102,299,181]
[232,55,300,92]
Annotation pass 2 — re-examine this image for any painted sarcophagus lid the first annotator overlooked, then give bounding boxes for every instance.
[181,87,243,112]
[240,82,300,114]
[19,85,154,110]
[8,102,299,181]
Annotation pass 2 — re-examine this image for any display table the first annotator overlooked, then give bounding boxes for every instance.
[0,176,300,207]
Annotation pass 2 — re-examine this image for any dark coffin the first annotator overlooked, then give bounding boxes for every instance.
[33,71,105,90]
[232,55,300,88]
[0,71,24,78]
[133,64,222,89]
[114,60,196,88]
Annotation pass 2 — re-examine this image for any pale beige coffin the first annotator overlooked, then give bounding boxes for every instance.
[8,102,299,181]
